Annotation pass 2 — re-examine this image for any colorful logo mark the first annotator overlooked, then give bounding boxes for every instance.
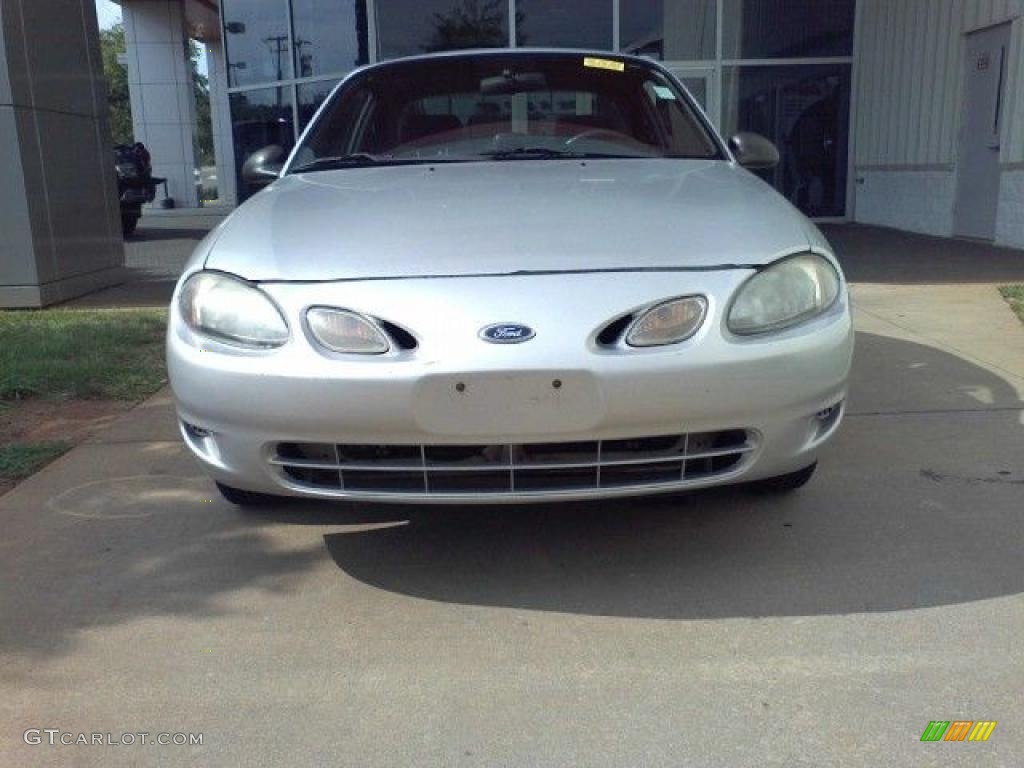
[920,721,996,742]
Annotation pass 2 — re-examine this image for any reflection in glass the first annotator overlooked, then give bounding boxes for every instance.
[620,0,716,61]
[722,64,851,217]
[298,80,340,131]
[230,87,295,201]
[222,0,293,87]
[292,0,369,78]
[721,0,855,59]
[678,77,708,110]
[376,0,509,59]
[515,0,612,49]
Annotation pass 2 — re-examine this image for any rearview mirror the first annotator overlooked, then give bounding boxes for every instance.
[728,132,780,171]
[242,145,286,188]
[480,71,548,95]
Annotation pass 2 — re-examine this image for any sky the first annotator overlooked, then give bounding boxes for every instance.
[96,0,121,30]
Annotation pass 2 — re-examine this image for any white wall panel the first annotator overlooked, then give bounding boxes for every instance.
[854,0,1024,167]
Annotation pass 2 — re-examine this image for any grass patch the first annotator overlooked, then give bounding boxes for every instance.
[0,441,71,484]
[1000,285,1024,325]
[0,308,168,401]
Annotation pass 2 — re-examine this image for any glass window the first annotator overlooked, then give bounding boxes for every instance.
[292,52,721,172]
[376,0,509,60]
[292,0,369,78]
[515,0,613,49]
[677,76,708,110]
[620,0,716,61]
[222,0,293,87]
[722,64,851,217]
[721,0,856,59]
[230,87,295,201]
[298,80,340,131]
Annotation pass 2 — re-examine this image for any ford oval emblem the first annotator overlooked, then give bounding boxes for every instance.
[480,322,536,344]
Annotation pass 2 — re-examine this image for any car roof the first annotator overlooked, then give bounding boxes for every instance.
[358,47,659,73]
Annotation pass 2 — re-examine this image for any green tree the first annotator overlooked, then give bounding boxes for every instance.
[189,40,215,167]
[424,0,519,52]
[100,23,133,145]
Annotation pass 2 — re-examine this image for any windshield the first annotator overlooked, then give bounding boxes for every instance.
[289,52,723,172]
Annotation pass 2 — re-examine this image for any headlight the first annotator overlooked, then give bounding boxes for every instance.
[625,295,708,347]
[727,253,841,335]
[306,307,390,354]
[116,162,138,178]
[178,271,289,348]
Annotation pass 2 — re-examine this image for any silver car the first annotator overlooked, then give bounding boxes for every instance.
[168,50,853,506]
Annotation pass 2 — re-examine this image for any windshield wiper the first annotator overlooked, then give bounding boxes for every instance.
[482,147,648,161]
[481,147,586,161]
[290,153,478,173]
[289,153,413,173]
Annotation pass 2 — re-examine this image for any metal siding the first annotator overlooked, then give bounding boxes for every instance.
[1007,16,1024,160]
[854,0,1024,167]
[940,0,963,167]
[862,3,884,164]
[907,2,927,164]
[881,0,900,162]
[896,1,914,162]
[920,0,940,164]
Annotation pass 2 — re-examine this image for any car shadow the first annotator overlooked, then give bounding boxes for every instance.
[314,331,1024,619]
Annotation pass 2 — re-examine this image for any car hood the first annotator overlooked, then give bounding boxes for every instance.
[205,159,815,281]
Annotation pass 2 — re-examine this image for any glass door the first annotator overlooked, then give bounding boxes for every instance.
[664,65,718,130]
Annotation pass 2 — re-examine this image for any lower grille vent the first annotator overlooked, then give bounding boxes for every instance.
[271,430,755,497]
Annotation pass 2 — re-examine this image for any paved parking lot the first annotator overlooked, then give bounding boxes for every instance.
[3,224,1024,766]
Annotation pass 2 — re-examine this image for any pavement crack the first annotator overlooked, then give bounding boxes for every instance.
[920,468,1024,486]
[846,406,1024,417]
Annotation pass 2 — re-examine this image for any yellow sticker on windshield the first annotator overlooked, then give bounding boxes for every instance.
[583,57,625,72]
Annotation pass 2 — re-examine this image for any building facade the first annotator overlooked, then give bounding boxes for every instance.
[853,0,1024,245]
[2,0,1023,307]
[216,0,861,214]
[0,0,125,308]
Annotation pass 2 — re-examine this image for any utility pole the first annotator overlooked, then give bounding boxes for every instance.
[262,34,289,83]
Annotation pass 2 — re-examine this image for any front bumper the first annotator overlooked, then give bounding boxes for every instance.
[168,270,854,503]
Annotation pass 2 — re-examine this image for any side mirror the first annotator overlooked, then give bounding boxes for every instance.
[242,145,286,188]
[728,132,780,170]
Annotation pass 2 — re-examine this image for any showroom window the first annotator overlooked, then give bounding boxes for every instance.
[515,0,613,50]
[722,64,851,217]
[720,0,856,59]
[224,0,858,214]
[225,0,370,200]
[375,0,510,59]
[620,0,716,61]
[222,0,293,87]
[291,0,369,78]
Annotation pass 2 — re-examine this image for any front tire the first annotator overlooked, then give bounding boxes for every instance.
[750,462,817,493]
[216,482,279,508]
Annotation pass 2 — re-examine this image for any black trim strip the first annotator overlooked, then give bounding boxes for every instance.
[256,265,761,285]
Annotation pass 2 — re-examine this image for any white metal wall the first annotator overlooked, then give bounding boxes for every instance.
[854,0,1024,169]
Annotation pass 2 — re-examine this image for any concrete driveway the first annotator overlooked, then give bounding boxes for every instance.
[3,226,1024,766]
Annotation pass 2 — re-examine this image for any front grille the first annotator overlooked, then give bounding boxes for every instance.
[269,430,756,497]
